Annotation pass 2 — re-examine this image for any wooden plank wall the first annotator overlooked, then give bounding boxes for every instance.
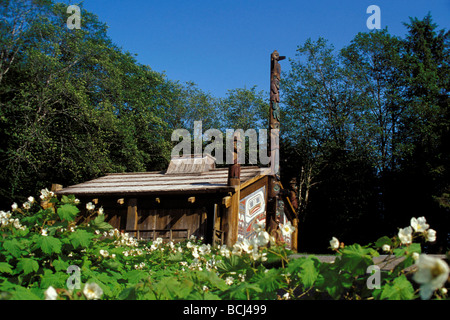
[85,196,213,241]
[138,208,205,239]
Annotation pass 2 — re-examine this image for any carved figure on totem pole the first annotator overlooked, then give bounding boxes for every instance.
[270,50,285,124]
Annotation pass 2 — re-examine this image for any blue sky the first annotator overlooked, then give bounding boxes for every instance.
[80,0,450,98]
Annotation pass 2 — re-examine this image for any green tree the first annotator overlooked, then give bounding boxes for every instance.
[281,38,356,222]
[340,29,406,173]
[219,86,269,132]
[389,14,450,251]
[0,1,174,207]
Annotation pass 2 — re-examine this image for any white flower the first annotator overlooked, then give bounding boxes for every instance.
[256,231,270,246]
[282,292,290,300]
[425,229,436,242]
[398,226,413,245]
[280,221,295,237]
[83,282,103,300]
[41,228,48,237]
[86,202,95,211]
[99,249,109,257]
[28,196,35,203]
[192,247,200,259]
[413,254,449,300]
[232,242,243,256]
[251,249,267,262]
[199,244,211,255]
[98,207,104,215]
[382,244,391,252]
[253,220,266,233]
[225,277,234,286]
[410,217,429,233]
[330,237,340,250]
[11,203,18,211]
[40,189,55,200]
[22,202,31,210]
[44,286,58,300]
[74,198,80,204]
[219,245,231,258]
[240,238,258,254]
[412,252,420,261]
[13,218,21,229]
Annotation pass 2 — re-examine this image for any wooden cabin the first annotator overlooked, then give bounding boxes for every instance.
[56,155,297,250]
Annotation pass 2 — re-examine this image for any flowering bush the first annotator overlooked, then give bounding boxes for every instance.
[0,190,448,300]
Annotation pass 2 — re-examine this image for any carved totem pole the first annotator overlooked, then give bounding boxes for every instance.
[267,50,285,230]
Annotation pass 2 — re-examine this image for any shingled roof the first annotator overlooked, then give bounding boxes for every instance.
[57,166,268,197]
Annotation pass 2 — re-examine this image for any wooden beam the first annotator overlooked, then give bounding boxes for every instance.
[126,198,138,237]
[238,174,265,190]
[291,218,298,252]
[224,189,240,247]
[51,184,63,192]
[222,196,231,208]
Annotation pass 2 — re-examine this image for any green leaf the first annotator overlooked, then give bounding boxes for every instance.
[124,270,149,284]
[3,239,23,258]
[68,229,93,249]
[36,236,62,255]
[52,257,69,272]
[339,244,377,276]
[10,287,41,300]
[118,286,137,300]
[0,262,13,274]
[394,247,407,257]
[192,270,228,291]
[215,255,248,274]
[316,263,354,300]
[222,282,262,300]
[252,268,285,298]
[92,214,113,231]
[17,258,39,275]
[61,195,75,204]
[380,275,415,300]
[40,269,67,289]
[153,277,184,300]
[298,257,320,288]
[57,204,79,222]
[375,236,392,249]
[407,243,421,254]
[167,251,183,262]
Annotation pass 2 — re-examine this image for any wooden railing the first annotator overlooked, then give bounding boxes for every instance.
[124,228,190,241]
[213,228,224,247]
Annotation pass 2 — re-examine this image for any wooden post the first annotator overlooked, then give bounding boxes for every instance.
[51,184,63,192]
[126,198,138,237]
[267,50,287,246]
[292,218,298,252]
[223,189,240,247]
[230,189,240,246]
[227,132,241,187]
[224,131,242,247]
